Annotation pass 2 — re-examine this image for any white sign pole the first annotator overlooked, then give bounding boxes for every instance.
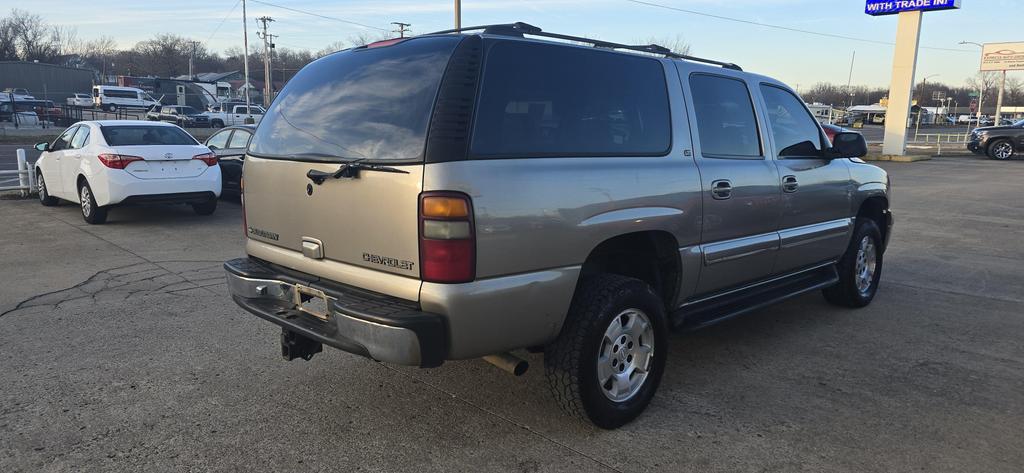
[995,70,1006,124]
[882,11,923,156]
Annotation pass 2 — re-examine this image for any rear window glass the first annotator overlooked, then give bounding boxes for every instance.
[248,36,460,162]
[471,41,671,158]
[100,126,198,146]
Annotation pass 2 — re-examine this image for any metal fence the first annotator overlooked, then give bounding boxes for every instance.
[0,149,35,196]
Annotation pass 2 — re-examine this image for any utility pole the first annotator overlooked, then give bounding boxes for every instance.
[391,22,411,38]
[188,40,200,79]
[257,16,275,108]
[242,0,253,123]
[846,51,856,108]
[454,0,461,29]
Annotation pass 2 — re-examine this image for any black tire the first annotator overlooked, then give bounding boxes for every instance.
[36,170,59,206]
[823,219,883,308]
[191,199,217,215]
[544,274,668,429]
[78,180,107,224]
[211,119,224,129]
[106,104,117,113]
[987,139,1015,160]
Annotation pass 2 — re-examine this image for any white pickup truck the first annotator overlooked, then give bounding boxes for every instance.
[204,105,266,128]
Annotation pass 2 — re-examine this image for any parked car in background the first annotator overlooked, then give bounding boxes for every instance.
[203,105,265,128]
[147,105,211,128]
[27,100,63,121]
[967,118,1024,160]
[0,100,57,122]
[0,102,39,124]
[223,24,889,429]
[92,85,161,112]
[203,124,254,196]
[66,93,93,107]
[2,88,35,100]
[821,123,851,143]
[33,120,221,224]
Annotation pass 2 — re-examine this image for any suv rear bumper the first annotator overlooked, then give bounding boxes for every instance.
[224,257,446,367]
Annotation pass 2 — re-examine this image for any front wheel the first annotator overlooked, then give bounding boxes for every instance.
[211,119,224,129]
[544,274,668,429]
[37,171,59,206]
[191,199,217,215]
[78,180,107,224]
[987,139,1015,160]
[106,104,117,113]
[823,219,883,307]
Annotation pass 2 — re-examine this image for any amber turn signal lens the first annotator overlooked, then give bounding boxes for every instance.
[422,196,469,218]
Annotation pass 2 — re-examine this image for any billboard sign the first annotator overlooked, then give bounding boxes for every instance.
[865,0,961,16]
[980,42,1024,71]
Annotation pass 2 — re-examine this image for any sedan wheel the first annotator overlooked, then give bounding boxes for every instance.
[78,181,108,224]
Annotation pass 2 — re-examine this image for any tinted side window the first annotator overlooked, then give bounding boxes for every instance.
[689,74,761,158]
[51,126,78,151]
[471,41,671,158]
[206,130,231,149]
[760,85,823,158]
[227,129,252,149]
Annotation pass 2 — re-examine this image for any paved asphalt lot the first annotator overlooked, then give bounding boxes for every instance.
[1,156,1022,472]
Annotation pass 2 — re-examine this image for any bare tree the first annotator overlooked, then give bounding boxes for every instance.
[639,34,691,56]
[0,15,17,60]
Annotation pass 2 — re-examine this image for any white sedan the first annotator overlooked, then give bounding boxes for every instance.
[66,93,93,107]
[34,120,222,224]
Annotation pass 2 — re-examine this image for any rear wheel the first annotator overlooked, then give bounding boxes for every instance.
[544,274,668,429]
[987,139,1015,160]
[191,199,217,215]
[78,181,107,224]
[824,219,883,308]
[37,171,58,206]
[106,104,117,113]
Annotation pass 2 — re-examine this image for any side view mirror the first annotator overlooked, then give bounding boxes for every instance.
[208,144,219,150]
[828,132,867,159]
[34,142,49,152]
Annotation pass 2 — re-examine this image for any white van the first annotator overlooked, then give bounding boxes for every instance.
[92,86,161,112]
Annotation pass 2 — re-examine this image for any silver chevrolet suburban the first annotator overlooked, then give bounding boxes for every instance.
[224,23,893,428]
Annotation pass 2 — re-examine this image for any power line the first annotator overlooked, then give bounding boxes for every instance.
[625,0,974,53]
[248,0,389,32]
[205,0,242,45]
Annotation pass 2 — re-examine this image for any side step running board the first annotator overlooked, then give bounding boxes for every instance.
[672,265,839,331]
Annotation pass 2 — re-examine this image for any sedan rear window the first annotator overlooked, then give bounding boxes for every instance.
[248,36,460,162]
[100,126,198,146]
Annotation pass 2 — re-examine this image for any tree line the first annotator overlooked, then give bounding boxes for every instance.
[800,74,1024,111]
[0,9,386,82]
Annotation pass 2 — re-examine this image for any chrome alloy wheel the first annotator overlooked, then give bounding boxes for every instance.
[80,185,92,217]
[992,141,1014,160]
[37,174,46,200]
[598,309,655,402]
[854,236,877,295]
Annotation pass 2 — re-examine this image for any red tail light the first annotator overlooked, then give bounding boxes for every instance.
[193,152,218,166]
[97,153,143,169]
[419,192,475,283]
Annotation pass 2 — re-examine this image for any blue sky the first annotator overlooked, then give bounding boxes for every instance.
[26,0,1021,89]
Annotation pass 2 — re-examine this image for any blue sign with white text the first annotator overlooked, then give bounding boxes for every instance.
[865,0,961,16]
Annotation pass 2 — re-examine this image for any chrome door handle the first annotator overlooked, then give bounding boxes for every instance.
[711,179,732,200]
[782,175,798,193]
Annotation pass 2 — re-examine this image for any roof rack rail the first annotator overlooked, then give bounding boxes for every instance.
[426,22,742,71]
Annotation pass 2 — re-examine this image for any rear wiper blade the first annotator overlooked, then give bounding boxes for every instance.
[306,159,409,184]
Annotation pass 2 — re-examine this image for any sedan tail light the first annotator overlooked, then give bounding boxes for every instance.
[419,192,475,283]
[97,153,143,170]
[193,152,218,166]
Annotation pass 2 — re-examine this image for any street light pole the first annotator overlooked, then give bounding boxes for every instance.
[960,41,985,123]
[915,74,938,138]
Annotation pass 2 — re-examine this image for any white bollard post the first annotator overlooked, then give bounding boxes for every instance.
[17,149,30,197]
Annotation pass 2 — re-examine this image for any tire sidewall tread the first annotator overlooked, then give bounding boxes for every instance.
[544,274,668,429]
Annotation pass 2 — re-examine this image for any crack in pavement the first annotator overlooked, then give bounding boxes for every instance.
[0,260,225,318]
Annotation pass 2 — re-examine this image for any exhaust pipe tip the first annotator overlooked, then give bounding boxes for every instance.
[483,353,529,376]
